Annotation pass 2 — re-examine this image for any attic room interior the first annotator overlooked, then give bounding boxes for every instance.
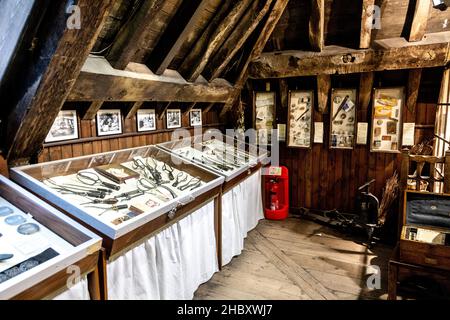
[0,0,449,303]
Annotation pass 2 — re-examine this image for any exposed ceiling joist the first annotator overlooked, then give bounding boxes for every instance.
[68,57,238,103]
[360,0,375,49]
[147,0,213,75]
[5,0,113,163]
[249,32,450,78]
[309,0,325,52]
[83,101,104,120]
[178,0,251,82]
[125,101,144,119]
[407,0,431,42]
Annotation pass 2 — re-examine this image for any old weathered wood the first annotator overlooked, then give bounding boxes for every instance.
[359,72,374,110]
[278,79,289,109]
[309,0,325,52]
[68,57,238,103]
[221,0,289,117]
[83,101,104,120]
[106,0,182,69]
[125,101,144,119]
[147,0,213,75]
[316,74,330,113]
[204,102,216,113]
[158,102,172,120]
[183,102,197,116]
[250,32,450,78]
[179,0,251,81]
[204,0,274,81]
[5,0,113,163]
[407,0,431,42]
[406,68,422,114]
[360,0,376,48]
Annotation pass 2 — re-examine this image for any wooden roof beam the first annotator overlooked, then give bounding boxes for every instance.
[147,0,212,75]
[360,0,376,49]
[249,32,450,78]
[4,0,112,163]
[309,0,325,52]
[406,0,431,42]
[68,57,238,103]
[106,0,183,70]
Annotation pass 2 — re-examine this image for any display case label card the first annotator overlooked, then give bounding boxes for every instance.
[357,122,368,145]
[277,124,286,141]
[314,122,323,143]
[402,123,415,146]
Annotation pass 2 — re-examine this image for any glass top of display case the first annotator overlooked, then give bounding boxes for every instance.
[158,131,268,181]
[11,146,224,239]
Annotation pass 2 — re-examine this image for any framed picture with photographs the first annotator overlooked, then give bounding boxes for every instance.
[190,109,202,127]
[330,88,358,150]
[137,109,156,132]
[45,110,79,143]
[370,87,405,153]
[254,91,275,146]
[166,109,182,129]
[287,91,314,148]
[96,109,122,136]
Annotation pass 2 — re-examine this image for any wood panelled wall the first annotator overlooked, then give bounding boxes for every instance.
[247,68,442,213]
[38,104,223,163]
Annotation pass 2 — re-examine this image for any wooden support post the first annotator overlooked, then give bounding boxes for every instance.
[83,101,104,121]
[278,79,289,109]
[158,102,171,120]
[203,103,216,113]
[406,68,422,114]
[359,72,374,111]
[360,0,376,48]
[309,0,325,52]
[125,102,144,119]
[183,102,197,116]
[407,0,431,42]
[316,74,331,113]
[4,0,112,163]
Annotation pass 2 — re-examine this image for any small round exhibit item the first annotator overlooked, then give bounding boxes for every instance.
[5,215,27,226]
[17,223,40,235]
[0,207,13,217]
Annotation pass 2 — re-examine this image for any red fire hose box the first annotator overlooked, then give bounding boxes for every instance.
[263,166,289,220]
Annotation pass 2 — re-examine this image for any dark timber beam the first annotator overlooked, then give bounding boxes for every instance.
[316,75,330,113]
[407,0,431,42]
[4,0,112,163]
[83,101,104,120]
[359,72,375,111]
[220,0,290,117]
[147,0,212,75]
[203,0,273,81]
[360,0,376,49]
[406,68,422,114]
[178,0,251,82]
[125,102,144,119]
[68,58,238,104]
[106,0,179,70]
[249,32,450,78]
[309,0,325,52]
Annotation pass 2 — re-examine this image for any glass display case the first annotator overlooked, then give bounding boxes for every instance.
[10,146,224,244]
[158,133,268,183]
[0,176,102,300]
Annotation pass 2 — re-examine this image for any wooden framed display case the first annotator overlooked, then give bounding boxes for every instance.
[0,175,102,300]
[158,133,268,193]
[253,91,276,146]
[330,88,358,150]
[10,146,224,262]
[286,90,314,149]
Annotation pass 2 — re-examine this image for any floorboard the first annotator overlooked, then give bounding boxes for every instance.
[195,217,393,300]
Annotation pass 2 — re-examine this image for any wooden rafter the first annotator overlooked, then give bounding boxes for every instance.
[68,57,238,103]
[249,32,450,78]
[183,102,197,116]
[125,101,144,119]
[147,0,212,75]
[203,0,274,81]
[4,0,112,163]
[360,0,376,49]
[316,74,330,113]
[83,101,104,120]
[407,0,431,42]
[106,0,181,69]
[309,0,325,52]
[179,0,252,82]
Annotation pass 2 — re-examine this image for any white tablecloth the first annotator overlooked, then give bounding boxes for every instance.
[222,168,264,266]
[52,276,90,300]
[107,200,218,300]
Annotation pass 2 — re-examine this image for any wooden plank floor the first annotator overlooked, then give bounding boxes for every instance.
[195,217,393,300]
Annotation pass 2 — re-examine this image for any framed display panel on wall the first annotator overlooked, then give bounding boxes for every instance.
[166,109,182,129]
[45,110,79,143]
[330,89,358,149]
[253,92,275,146]
[190,109,202,127]
[96,109,123,136]
[370,87,405,153]
[287,91,314,148]
[136,109,156,132]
